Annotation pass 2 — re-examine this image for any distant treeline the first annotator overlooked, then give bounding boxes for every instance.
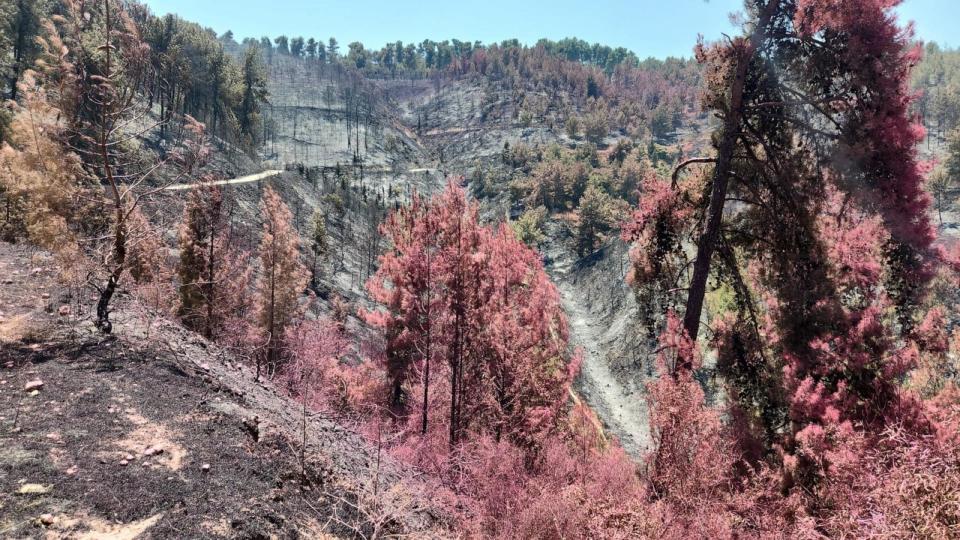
[223,31,702,142]
[226,32,679,79]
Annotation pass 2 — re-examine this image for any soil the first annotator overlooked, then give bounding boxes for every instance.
[0,242,446,539]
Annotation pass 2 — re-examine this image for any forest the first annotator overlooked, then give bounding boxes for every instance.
[2,0,960,538]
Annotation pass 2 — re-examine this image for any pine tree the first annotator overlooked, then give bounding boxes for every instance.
[625,0,938,490]
[365,181,575,448]
[290,36,304,58]
[946,127,960,184]
[510,206,547,248]
[576,185,615,255]
[239,46,268,146]
[274,35,289,55]
[177,184,225,337]
[929,165,950,225]
[365,191,439,415]
[38,0,160,333]
[3,0,46,100]
[0,71,82,250]
[125,205,166,285]
[327,38,339,61]
[255,186,308,379]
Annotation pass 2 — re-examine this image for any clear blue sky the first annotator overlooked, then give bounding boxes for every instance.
[140,0,955,59]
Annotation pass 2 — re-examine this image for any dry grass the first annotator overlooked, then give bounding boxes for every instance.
[0,314,39,344]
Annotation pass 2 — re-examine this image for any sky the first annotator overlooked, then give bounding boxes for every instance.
[140,0,955,60]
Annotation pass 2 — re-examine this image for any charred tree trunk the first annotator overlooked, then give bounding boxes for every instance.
[95,0,125,335]
[96,219,126,334]
[679,52,747,353]
[680,3,775,366]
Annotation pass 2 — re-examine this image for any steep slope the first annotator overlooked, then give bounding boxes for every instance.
[247,58,704,464]
[261,57,435,175]
[543,230,652,457]
[0,242,446,538]
[378,75,674,459]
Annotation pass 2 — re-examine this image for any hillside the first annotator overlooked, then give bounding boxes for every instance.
[3,0,960,537]
[0,242,445,538]
[230,64,701,459]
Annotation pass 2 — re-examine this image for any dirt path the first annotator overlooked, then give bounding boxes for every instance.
[165,167,442,192]
[163,170,284,191]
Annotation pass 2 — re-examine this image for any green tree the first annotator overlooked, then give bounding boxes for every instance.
[511,207,547,248]
[290,36,305,57]
[259,36,273,63]
[274,35,289,55]
[347,42,367,69]
[238,46,268,146]
[576,185,615,254]
[3,0,47,99]
[565,116,581,139]
[946,128,960,184]
[316,40,327,63]
[327,37,339,60]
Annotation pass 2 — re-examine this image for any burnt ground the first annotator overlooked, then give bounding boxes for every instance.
[0,242,446,539]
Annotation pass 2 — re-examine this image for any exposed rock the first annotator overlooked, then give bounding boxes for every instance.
[17,483,50,495]
[24,380,44,392]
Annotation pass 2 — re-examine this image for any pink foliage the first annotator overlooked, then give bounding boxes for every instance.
[645,313,734,529]
[363,180,576,450]
[915,306,949,354]
[816,187,887,291]
[797,0,936,274]
[621,171,695,287]
[280,317,356,413]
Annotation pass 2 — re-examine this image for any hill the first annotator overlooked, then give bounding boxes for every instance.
[3,0,960,537]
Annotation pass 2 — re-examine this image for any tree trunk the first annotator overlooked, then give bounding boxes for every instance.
[96,234,125,335]
[96,0,124,335]
[680,52,750,355]
[204,227,216,339]
[680,2,774,365]
[449,216,463,446]
[421,246,432,435]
